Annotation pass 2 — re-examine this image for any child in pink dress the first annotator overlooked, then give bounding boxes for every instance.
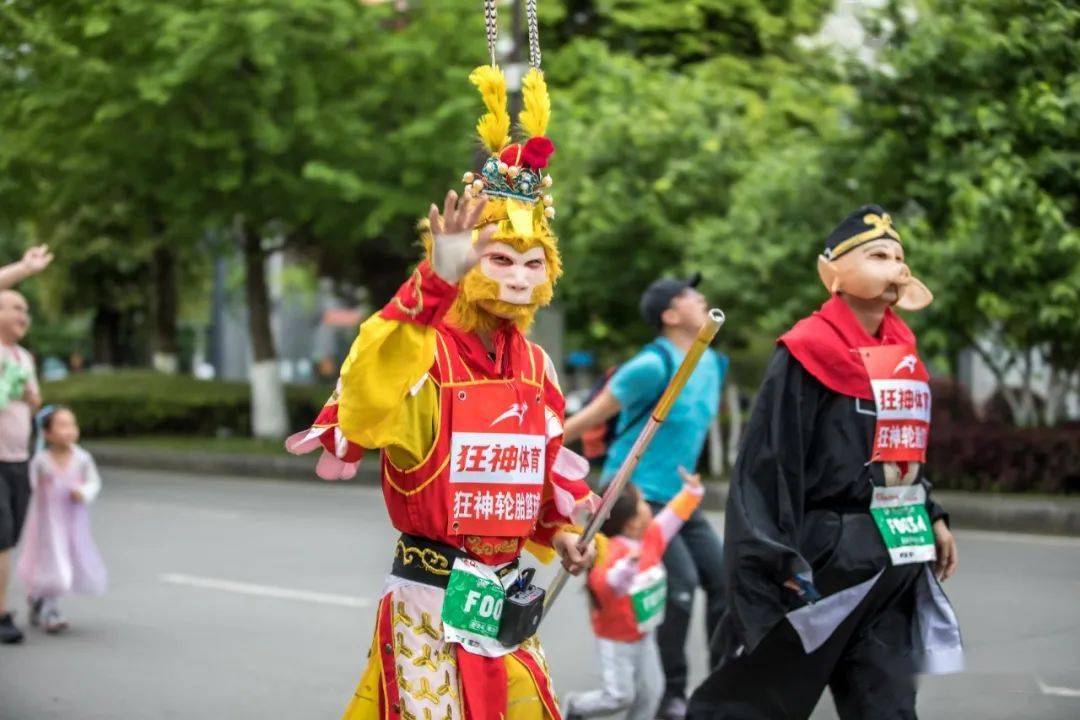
[16,406,106,633]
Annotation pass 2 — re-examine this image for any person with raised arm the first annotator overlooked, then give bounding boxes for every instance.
[288,65,596,720]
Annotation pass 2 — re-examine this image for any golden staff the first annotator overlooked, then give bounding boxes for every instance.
[542,308,726,619]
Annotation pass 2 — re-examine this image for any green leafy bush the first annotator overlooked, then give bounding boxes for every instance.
[42,370,328,438]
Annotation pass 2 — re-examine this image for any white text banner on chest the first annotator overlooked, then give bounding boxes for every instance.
[871,379,932,422]
[450,432,546,485]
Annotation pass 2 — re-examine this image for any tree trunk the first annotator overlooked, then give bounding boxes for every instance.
[1044,369,1065,427]
[1015,348,1038,427]
[345,242,412,309]
[967,335,1030,426]
[91,305,121,368]
[707,418,723,479]
[725,378,741,468]
[151,244,180,374]
[242,222,288,438]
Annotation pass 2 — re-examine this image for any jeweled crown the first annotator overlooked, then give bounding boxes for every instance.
[463,65,556,231]
[463,143,554,208]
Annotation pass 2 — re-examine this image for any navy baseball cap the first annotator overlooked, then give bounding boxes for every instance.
[639,272,702,329]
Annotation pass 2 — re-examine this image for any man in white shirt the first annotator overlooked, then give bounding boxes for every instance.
[0,245,52,645]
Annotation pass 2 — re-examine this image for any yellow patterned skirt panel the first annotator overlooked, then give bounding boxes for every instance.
[341,584,558,720]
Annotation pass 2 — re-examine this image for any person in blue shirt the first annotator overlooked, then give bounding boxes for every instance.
[564,273,728,720]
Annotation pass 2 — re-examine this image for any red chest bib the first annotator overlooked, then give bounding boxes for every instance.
[448,378,546,536]
[857,344,932,463]
[380,329,551,563]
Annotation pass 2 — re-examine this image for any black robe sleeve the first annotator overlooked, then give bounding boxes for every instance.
[723,346,824,654]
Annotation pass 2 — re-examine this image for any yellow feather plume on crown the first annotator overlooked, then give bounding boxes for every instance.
[469,65,511,152]
[518,68,550,138]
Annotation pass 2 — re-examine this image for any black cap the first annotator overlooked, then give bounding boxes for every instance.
[639,272,702,329]
[823,204,901,260]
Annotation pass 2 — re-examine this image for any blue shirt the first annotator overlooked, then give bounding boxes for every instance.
[601,337,726,503]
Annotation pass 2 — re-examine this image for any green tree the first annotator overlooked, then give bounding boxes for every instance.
[0,2,197,368]
[685,131,854,358]
[547,33,849,362]
[848,0,1080,425]
[141,0,490,436]
[542,0,833,65]
[1,0,494,437]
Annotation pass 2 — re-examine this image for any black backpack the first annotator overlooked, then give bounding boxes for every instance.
[580,342,675,467]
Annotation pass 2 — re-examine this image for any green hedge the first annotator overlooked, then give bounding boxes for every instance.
[42,370,329,437]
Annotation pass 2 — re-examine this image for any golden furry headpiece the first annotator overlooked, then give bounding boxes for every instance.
[429,65,562,333]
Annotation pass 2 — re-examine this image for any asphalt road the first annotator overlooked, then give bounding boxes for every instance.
[1,469,1078,720]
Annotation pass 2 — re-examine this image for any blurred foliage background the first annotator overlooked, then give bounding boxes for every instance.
[1,0,1078,486]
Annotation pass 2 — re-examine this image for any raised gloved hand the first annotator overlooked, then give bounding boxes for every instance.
[427,189,497,284]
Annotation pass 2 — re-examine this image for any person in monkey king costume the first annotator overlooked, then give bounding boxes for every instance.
[287,64,597,720]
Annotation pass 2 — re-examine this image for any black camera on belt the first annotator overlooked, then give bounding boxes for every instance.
[498,567,546,647]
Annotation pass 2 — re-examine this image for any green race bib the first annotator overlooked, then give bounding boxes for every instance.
[870,484,936,565]
[441,558,506,642]
[629,564,667,632]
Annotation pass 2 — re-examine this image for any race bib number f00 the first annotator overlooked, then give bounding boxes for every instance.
[441,558,505,643]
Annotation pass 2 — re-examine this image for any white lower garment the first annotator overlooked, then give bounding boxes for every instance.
[786,565,964,674]
[566,632,664,720]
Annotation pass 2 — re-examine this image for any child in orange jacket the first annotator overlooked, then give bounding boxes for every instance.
[564,468,704,720]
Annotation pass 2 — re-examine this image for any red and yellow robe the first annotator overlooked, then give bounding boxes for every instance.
[290,260,594,720]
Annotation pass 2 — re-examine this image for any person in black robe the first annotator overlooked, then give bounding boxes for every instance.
[689,206,964,720]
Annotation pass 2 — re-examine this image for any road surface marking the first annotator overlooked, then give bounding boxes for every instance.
[160,573,372,608]
[121,500,243,521]
[1037,678,1080,698]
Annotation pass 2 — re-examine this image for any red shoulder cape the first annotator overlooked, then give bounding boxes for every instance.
[778,295,917,400]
